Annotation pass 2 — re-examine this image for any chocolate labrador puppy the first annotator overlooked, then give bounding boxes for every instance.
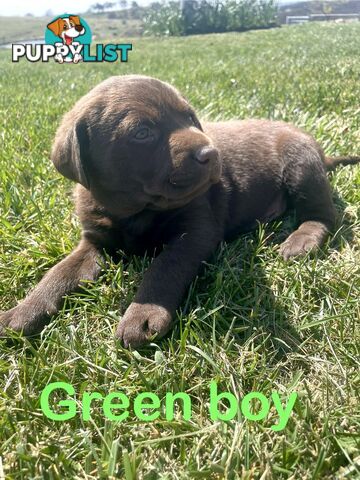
[0,75,358,347]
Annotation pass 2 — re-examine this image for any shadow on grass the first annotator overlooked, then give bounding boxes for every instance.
[164,187,357,363]
[330,190,357,248]
[1,186,355,364]
[165,229,304,365]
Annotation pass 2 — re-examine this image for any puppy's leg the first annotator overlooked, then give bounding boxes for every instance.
[116,217,220,348]
[0,238,103,336]
[279,141,335,260]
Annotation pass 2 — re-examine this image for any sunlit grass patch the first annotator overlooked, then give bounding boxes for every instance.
[0,22,359,479]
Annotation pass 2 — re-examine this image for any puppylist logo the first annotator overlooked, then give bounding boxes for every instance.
[12,14,132,64]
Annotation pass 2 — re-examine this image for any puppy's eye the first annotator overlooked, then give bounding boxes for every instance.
[63,24,68,30]
[135,128,149,139]
[133,127,151,142]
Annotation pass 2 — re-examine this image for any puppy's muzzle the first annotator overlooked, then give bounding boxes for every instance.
[195,145,219,165]
[169,146,220,187]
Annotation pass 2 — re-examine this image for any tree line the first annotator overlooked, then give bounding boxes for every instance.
[89,0,279,36]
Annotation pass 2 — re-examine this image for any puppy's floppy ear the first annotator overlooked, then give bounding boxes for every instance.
[51,120,90,189]
[47,18,63,37]
[69,15,81,25]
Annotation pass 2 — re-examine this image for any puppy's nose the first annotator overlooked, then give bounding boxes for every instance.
[75,25,83,32]
[195,146,219,165]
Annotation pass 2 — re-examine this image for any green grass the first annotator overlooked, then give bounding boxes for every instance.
[0,22,359,479]
[0,16,52,44]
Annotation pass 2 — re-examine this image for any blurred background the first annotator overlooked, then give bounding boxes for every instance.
[0,0,359,44]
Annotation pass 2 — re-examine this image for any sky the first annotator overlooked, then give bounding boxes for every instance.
[0,1,99,17]
[0,0,309,17]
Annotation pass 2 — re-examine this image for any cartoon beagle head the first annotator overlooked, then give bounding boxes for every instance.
[47,16,85,45]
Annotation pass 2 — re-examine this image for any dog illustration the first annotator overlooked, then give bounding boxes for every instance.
[47,16,86,64]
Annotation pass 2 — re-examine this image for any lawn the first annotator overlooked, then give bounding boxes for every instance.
[0,22,359,479]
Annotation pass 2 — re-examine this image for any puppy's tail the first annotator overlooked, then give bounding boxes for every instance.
[324,155,360,171]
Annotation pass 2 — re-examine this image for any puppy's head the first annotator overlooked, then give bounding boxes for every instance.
[51,75,221,217]
[47,16,85,43]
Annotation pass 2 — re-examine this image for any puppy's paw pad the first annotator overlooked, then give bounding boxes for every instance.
[0,312,11,334]
[279,233,319,260]
[0,309,23,336]
[115,303,172,349]
[0,307,46,337]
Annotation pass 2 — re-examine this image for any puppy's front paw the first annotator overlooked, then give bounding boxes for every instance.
[73,53,82,64]
[115,303,172,348]
[279,231,320,260]
[54,54,64,63]
[0,305,48,337]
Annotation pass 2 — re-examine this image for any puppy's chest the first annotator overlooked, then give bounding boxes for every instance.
[112,210,169,255]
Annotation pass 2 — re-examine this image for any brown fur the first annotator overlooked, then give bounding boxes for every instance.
[1,75,359,347]
[47,16,82,38]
